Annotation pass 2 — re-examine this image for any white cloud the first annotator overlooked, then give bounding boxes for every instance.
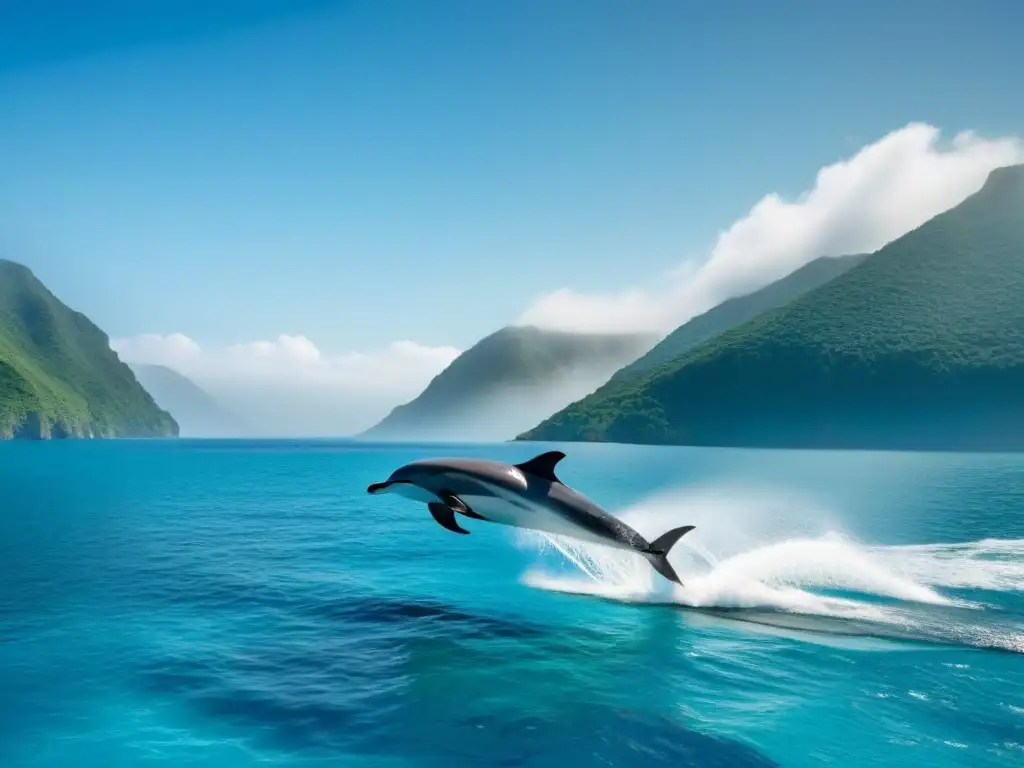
[112,333,461,436]
[115,332,204,366]
[519,122,1024,334]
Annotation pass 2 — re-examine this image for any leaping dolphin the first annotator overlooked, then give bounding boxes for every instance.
[367,450,694,585]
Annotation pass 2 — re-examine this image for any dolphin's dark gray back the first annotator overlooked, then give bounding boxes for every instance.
[409,453,650,550]
[405,457,529,496]
[544,480,649,549]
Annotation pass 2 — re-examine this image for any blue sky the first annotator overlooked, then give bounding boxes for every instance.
[1,0,1022,354]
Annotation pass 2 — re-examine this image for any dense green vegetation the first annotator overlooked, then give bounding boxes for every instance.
[519,164,1024,451]
[0,260,178,439]
[129,363,243,437]
[610,253,868,383]
[361,325,653,441]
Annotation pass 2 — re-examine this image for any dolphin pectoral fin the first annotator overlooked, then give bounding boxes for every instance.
[515,450,567,483]
[428,502,470,535]
[439,490,488,520]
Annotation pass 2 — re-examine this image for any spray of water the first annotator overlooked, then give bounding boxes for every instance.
[513,483,1024,652]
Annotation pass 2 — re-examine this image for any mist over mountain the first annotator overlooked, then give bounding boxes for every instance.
[111,334,461,438]
[360,325,655,442]
[609,252,869,384]
[128,363,246,437]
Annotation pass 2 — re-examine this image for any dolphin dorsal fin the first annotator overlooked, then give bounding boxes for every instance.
[516,450,567,483]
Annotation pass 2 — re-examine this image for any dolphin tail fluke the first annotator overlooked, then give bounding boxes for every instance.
[644,525,696,586]
[649,525,695,556]
[645,552,684,586]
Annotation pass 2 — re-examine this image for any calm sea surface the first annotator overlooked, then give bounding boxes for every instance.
[1,439,1022,767]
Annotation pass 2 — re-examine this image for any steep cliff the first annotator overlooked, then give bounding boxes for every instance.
[0,260,178,439]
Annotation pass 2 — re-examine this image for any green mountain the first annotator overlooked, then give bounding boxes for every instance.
[360,325,654,442]
[129,363,245,437]
[519,164,1024,451]
[0,260,178,439]
[609,253,868,384]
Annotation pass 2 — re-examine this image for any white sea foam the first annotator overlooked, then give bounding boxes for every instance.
[513,483,1024,651]
[870,538,1024,592]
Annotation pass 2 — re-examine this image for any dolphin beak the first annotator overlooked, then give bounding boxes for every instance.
[367,481,391,494]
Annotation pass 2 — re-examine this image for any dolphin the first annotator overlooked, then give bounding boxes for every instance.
[367,449,694,585]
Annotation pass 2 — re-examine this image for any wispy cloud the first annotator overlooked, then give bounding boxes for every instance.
[112,333,461,436]
[519,123,1024,333]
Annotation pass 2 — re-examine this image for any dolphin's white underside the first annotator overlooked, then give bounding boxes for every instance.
[390,474,636,552]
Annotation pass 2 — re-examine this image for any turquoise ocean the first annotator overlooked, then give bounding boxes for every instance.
[1,439,1022,767]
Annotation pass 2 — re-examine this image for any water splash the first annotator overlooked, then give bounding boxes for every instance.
[513,484,1024,653]
[871,538,1024,592]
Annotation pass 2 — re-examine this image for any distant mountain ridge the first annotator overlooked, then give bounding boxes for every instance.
[0,260,178,439]
[610,252,869,384]
[129,363,245,437]
[360,325,654,442]
[519,164,1024,451]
